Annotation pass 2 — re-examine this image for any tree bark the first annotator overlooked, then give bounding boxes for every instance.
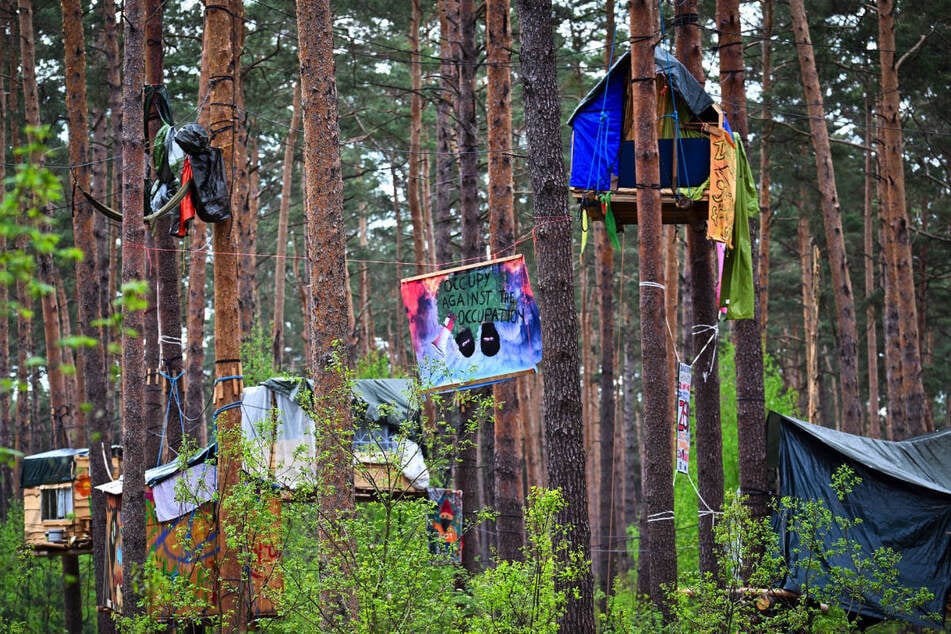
[799,209,821,424]
[435,0,459,269]
[273,82,301,370]
[876,0,930,438]
[514,0,595,629]
[200,0,247,625]
[408,0,427,273]
[119,0,148,617]
[630,0,677,618]
[297,0,357,624]
[457,0,488,571]
[864,100,881,438]
[65,0,115,623]
[486,0,525,562]
[186,224,208,445]
[789,0,864,435]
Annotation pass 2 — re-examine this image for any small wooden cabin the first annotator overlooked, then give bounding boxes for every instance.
[21,448,93,553]
[96,445,282,621]
[568,48,732,227]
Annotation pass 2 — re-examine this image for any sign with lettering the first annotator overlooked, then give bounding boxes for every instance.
[401,255,542,392]
[676,363,692,475]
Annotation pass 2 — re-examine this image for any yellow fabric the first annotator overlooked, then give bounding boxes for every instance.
[706,127,737,246]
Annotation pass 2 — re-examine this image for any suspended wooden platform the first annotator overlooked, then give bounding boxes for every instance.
[573,187,710,226]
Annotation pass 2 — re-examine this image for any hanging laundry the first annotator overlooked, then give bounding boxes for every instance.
[174,123,232,224]
[719,135,759,320]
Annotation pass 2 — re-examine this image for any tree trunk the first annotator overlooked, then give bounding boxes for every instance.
[864,100,881,438]
[486,0,525,562]
[514,0,595,629]
[457,0,488,571]
[799,210,821,425]
[273,82,301,370]
[435,0,459,269]
[876,0,930,438]
[0,64,8,521]
[200,0,248,625]
[68,0,116,623]
[630,0,677,618]
[789,0,863,435]
[297,0,357,624]
[119,0,148,616]
[757,0,773,334]
[186,224,208,445]
[407,0,427,273]
[675,0,724,578]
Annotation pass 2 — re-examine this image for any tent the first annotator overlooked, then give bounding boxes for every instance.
[770,411,951,627]
[567,48,721,194]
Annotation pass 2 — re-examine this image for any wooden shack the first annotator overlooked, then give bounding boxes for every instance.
[97,445,281,621]
[568,48,734,228]
[21,448,94,554]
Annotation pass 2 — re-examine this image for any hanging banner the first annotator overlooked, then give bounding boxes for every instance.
[676,363,692,474]
[401,254,543,392]
[706,127,737,247]
[427,488,463,563]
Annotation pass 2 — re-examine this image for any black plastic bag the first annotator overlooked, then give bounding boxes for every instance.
[174,123,231,224]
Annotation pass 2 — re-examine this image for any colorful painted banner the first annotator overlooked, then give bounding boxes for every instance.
[706,127,737,247]
[401,255,542,392]
[676,363,692,475]
[427,488,463,563]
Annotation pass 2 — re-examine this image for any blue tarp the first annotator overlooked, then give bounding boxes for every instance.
[771,412,951,627]
[568,49,717,192]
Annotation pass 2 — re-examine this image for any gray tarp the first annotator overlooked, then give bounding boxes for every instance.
[567,48,718,127]
[771,411,951,626]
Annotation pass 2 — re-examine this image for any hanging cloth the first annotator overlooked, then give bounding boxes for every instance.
[719,134,759,320]
[706,125,738,246]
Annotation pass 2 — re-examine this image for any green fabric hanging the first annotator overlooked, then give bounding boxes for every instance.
[719,135,759,320]
[601,192,621,251]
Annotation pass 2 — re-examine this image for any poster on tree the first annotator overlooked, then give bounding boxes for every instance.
[400,254,543,392]
[676,363,692,474]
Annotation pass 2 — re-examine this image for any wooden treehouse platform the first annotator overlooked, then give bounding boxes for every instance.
[572,187,710,226]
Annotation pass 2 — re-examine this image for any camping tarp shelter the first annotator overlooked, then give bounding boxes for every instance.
[770,411,951,627]
[567,48,718,192]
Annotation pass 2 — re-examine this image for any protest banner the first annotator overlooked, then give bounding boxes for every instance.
[400,255,542,392]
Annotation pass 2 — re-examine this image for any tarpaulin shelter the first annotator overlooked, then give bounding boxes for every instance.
[242,377,429,497]
[769,411,951,627]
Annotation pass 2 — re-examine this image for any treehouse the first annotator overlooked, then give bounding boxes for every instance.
[21,448,97,554]
[568,48,733,227]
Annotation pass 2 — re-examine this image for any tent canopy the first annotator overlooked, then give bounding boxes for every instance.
[770,411,951,627]
[567,48,718,191]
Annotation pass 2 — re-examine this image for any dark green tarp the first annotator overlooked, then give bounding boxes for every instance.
[771,411,951,627]
[21,448,88,488]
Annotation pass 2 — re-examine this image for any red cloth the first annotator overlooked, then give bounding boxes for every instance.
[174,158,196,237]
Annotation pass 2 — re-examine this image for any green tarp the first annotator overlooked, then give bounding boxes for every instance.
[21,448,87,488]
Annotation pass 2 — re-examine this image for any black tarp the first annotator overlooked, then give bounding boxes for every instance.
[771,411,951,626]
[21,448,88,488]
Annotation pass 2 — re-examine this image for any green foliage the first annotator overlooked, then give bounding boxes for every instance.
[465,488,585,633]
[607,467,938,633]
[776,465,938,630]
[354,348,407,379]
[241,321,282,385]
[0,504,99,632]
